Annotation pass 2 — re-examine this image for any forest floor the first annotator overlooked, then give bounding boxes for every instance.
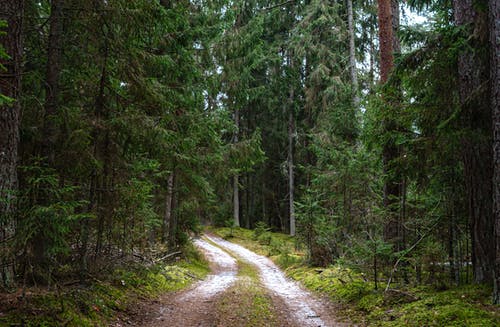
[122,234,348,327]
[208,227,500,327]
[2,228,498,326]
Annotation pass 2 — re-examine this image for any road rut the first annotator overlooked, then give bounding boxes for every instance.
[135,235,347,327]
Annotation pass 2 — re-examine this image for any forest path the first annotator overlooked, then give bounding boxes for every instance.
[138,238,238,327]
[126,235,346,327]
[206,234,347,327]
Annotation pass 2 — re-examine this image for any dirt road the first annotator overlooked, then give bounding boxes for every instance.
[132,235,347,327]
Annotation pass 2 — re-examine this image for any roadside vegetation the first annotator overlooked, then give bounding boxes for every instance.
[212,226,500,326]
[0,244,209,327]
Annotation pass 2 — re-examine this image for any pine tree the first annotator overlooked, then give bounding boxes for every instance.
[0,0,23,290]
[453,0,494,284]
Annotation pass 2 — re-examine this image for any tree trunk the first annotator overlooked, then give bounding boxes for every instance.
[378,0,403,255]
[168,171,178,249]
[233,108,240,227]
[288,80,295,236]
[163,172,174,243]
[41,0,64,163]
[377,0,398,238]
[347,0,359,107]
[449,205,460,286]
[0,0,23,290]
[391,0,400,54]
[377,0,394,83]
[490,0,500,304]
[454,0,494,284]
[81,31,109,279]
[245,173,251,229]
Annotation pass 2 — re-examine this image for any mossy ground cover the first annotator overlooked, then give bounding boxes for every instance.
[214,260,278,326]
[0,243,209,326]
[208,226,304,269]
[211,227,499,326]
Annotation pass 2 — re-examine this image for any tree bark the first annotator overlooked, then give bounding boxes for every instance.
[391,0,400,54]
[454,0,494,284]
[163,172,174,243]
[41,0,64,164]
[0,0,23,290]
[288,74,296,236]
[378,0,401,258]
[378,0,400,247]
[377,0,394,83]
[168,171,178,249]
[347,0,359,107]
[233,108,240,227]
[490,0,500,303]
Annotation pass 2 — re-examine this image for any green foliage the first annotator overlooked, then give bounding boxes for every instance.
[253,221,271,240]
[0,242,209,326]
[287,265,374,303]
[17,160,88,281]
[211,227,302,268]
[0,20,12,106]
[364,285,499,326]
[9,0,499,320]
[211,227,498,325]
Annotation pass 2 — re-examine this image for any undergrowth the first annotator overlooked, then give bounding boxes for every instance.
[211,226,499,326]
[0,242,209,326]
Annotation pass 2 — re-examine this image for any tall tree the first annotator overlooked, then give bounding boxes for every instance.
[454,0,494,284]
[377,0,401,249]
[377,0,394,83]
[288,55,296,236]
[0,0,23,290]
[41,0,64,163]
[233,108,240,227]
[347,0,359,107]
[490,0,500,303]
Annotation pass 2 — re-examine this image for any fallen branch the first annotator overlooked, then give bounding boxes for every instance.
[154,251,182,263]
[185,272,202,280]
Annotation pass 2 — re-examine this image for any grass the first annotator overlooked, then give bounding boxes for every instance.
[214,260,278,326]
[211,226,500,326]
[208,226,304,269]
[204,236,279,326]
[0,242,209,326]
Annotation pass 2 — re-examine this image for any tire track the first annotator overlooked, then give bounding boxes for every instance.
[148,238,238,327]
[205,234,347,327]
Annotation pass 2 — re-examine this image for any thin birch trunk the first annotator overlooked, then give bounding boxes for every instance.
[163,172,175,243]
[347,0,359,107]
[233,108,240,227]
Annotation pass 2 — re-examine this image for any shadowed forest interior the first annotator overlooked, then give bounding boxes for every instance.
[0,0,499,325]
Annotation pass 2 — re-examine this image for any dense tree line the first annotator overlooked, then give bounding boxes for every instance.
[0,0,498,304]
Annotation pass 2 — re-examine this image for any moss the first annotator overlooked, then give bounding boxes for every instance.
[211,226,500,327]
[0,242,209,326]
[215,259,278,326]
[209,226,304,270]
[357,293,384,312]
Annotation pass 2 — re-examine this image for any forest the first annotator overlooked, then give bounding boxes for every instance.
[0,0,499,325]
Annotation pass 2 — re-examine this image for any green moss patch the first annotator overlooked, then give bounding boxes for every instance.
[0,243,209,326]
[211,226,499,326]
[209,226,304,269]
[214,260,278,326]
